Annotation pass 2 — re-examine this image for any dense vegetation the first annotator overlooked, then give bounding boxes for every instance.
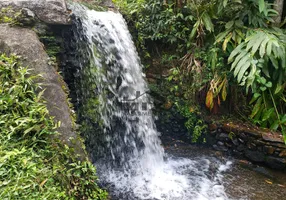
[113,0,286,143]
[0,54,107,199]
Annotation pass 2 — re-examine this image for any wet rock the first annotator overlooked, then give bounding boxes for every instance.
[225,142,233,148]
[239,132,247,140]
[217,141,224,146]
[0,0,70,24]
[263,146,275,155]
[279,150,286,157]
[216,133,230,141]
[232,138,239,146]
[238,138,245,144]
[213,144,228,152]
[265,156,286,170]
[245,150,265,162]
[237,144,246,152]
[253,166,275,179]
[247,142,257,150]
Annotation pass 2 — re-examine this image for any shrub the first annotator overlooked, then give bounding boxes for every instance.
[0,54,107,199]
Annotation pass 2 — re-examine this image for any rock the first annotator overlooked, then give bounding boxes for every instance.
[247,142,257,150]
[238,160,253,168]
[0,24,85,158]
[279,150,286,157]
[238,138,245,144]
[237,144,246,152]
[216,133,230,141]
[232,138,239,146]
[0,0,70,24]
[245,150,265,162]
[100,0,114,8]
[265,156,286,170]
[217,141,224,146]
[17,8,36,26]
[213,144,228,152]
[263,146,275,155]
[262,132,284,144]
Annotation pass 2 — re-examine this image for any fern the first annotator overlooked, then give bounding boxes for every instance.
[228,29,286,90]
[228,28,286,141]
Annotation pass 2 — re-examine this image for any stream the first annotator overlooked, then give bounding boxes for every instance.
[162,136,286,200]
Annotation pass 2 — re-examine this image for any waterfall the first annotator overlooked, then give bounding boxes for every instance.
[69,4,231,200]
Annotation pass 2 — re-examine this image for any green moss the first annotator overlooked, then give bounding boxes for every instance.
[0,7,25,26]
[0,54,107,199]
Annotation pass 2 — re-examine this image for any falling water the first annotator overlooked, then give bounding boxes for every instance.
[70,4,232,200]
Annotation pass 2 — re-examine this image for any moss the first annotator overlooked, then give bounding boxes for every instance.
[0,7,20,24]
[0,7,35,26]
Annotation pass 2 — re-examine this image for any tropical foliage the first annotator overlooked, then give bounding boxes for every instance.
[113,0,286,142]
[0,54,107,199]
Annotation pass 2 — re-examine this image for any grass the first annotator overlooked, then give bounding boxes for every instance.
[0,54,107,199]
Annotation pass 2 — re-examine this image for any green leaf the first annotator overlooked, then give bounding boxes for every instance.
[281,115,286,124]
[230,50,248,70]
[259,37,269,58]
[223,0,228,7]
[266,40,273,56]
[228,43,246,63]
[250,97,262,118]
[265,81,272,88]
[270,120,279,130]
[260,86,267,91]
[237,59,251,82]
[190,21,199,40]
[262,108,274,121]
[225,21,234,29]
[269,55,279,69]
[215,30,230,44]
[262,64,270,78]
[223,33,232,51]
[251,32,266,55]
[274,84,283,94]
[258,0,265,13]
[202,12,214,32]
[250,93,261,104]
[233,54,250,78]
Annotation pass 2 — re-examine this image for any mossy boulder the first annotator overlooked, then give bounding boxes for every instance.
[0,0,70,24]
[0,24,86,159]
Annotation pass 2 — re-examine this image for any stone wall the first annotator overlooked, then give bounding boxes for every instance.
[154,106,286,170]
[207,122,286,170]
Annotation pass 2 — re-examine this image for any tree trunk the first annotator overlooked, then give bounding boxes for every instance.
[177,0,183,8]
[274,0,284,24]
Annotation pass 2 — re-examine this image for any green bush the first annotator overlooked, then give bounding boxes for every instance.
[114,0,286,143]
[0,54,107,199]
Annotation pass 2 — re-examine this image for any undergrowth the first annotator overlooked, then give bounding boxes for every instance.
[0,54,107,199]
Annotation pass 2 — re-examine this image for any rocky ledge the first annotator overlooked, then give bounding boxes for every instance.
[208,122,286,170]
[0,0,70,24]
